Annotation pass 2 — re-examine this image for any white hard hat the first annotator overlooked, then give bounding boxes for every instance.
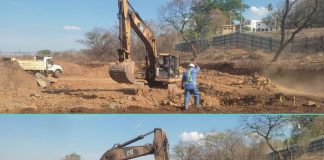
[188,63,195,68]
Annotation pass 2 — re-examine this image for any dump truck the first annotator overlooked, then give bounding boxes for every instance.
[12,56,63,78]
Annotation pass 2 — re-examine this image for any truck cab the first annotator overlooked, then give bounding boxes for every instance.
[43,57,63,78]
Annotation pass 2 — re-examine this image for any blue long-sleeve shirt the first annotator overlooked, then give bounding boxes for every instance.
[182,65,200,89]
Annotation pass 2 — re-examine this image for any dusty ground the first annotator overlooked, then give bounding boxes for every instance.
[0,49,323,113]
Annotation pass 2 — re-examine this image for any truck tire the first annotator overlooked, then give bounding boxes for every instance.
[35,72,43,78]
[53,70,62,78]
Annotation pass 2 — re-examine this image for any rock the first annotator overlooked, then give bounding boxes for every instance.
[169,101,177,107]
[162,100,170,106]
[107,103,118,109]
[36,78,49,88]
[112,98,118,102]
[123,88,139,95]
[48,77,58,83]
[304,101,318,107]
[238,80,244,84]
[168,84,178,91]
[231,80,244,85]
[30,93,41,98]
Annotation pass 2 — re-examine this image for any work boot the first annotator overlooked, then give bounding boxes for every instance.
[195,105,202,108]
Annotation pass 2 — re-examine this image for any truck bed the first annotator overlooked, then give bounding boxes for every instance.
[16,60,46,71]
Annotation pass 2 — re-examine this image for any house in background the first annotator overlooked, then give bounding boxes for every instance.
[244,19,271,32]
[222,25,236,35]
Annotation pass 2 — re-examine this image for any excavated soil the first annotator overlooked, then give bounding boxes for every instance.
[0,51,323,113]
[0,60,38,91]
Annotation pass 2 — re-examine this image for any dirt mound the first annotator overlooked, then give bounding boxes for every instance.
[179,48,272,76]
[0,61,38,90]
[56,61,108,77]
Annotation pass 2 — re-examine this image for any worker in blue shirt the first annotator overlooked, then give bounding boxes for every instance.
[181,62,201,110]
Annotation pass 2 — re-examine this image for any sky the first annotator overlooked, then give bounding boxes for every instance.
[0,115,242,160]
[0,0,282,53]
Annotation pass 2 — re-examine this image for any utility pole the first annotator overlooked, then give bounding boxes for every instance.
[240,0,243,32]
[274,12,277,31]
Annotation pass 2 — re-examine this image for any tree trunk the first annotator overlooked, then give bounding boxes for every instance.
[265,139,284,160]
[180,31,197,59]
[272,44,286,62]
[272,0,318,62]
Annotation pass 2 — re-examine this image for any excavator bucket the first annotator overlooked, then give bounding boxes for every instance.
[109,61,136,84]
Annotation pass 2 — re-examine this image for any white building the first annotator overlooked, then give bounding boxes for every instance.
[244,20,271,32]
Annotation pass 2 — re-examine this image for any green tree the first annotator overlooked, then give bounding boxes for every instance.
[267,3,273,12]
[63,153,81,160]
[37,49,52,57]
[192,0,249,22]
[191,0,249,38]
[242,26,251,31]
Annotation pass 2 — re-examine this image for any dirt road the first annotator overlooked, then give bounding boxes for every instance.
[0,50,323,113]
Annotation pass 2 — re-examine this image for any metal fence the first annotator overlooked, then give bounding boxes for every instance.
[308,136,324,153]
[175,32,324,53]
[268,137,324,160]
[175,39,209,52]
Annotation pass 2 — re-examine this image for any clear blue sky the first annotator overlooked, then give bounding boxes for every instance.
[0,115,241,160]
[0,0,281,53]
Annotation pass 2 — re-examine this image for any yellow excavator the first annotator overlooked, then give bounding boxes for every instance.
[100,128,169,160]
[109,0,181,86]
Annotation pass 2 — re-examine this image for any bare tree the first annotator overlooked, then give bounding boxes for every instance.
[63,153,81,160]
[272,0,319,62]
[247,140,269,160]
[159,0,198,59]
[173,141,201,160]
[242,115,290,160]
[173,129,252,160]
[78,27,119,60]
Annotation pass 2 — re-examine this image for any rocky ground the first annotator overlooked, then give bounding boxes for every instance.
[0,49,323,113]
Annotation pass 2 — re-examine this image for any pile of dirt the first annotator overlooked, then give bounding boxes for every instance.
[178,48,272,76]
[190,48,324,97]
[56,61,108,77]
[0,61,38,90]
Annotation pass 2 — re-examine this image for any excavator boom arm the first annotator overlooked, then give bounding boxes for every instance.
[101,145,154,160]
[109,0,158,84]
[129,11,157,70]
[100,128,169,160]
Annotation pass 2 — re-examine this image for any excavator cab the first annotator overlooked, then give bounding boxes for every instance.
[155,53,181,83]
